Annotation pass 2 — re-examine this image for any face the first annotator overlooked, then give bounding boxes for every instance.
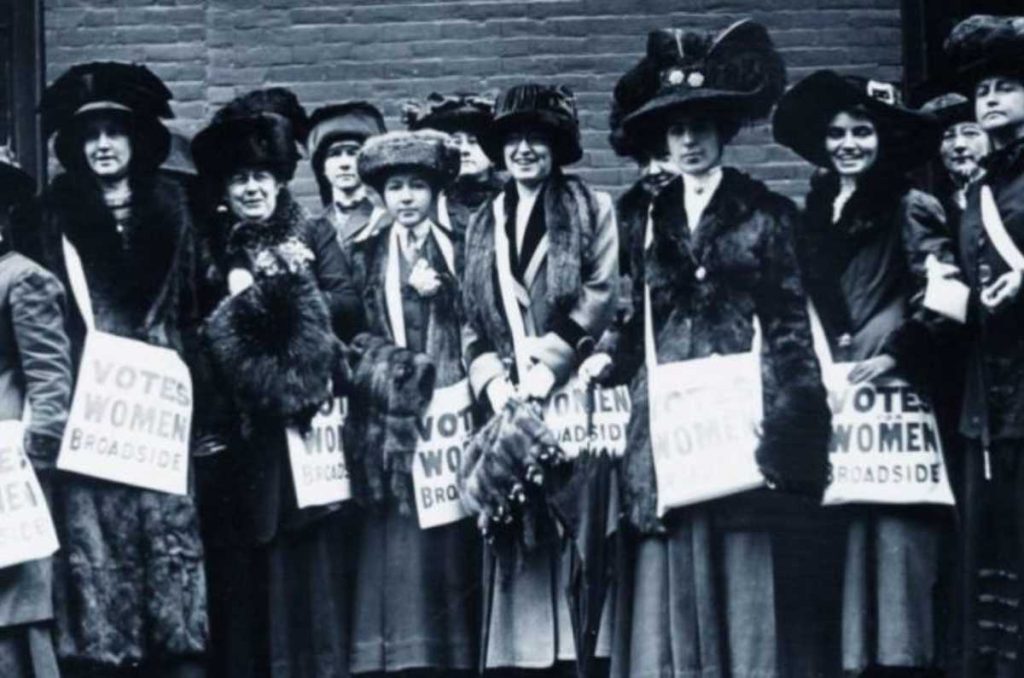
[665,117,723,176]
[940,121,990,181]
[975,76,1024,138]
[225,168,281,221]
[322,139,363,193]
[82,116,132,179]
[503,130,554,187]
[450,130,492,178]
[825,110,879,177]
[639,155,680,192]
[383,172,434,227]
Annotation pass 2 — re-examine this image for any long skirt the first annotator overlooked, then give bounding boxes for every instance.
[206,512,353,678]
[350,506,480,674]
[0,624,59,678]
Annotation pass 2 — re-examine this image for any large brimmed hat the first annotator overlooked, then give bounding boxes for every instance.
[480,83,582,168]
[919,92,976,129]
[192,87,307,184]
[357,130,460,194]
[402,91,496,138]
[40,61,173,172]
[944,15,1024,93]
[620,20,786,141]
[773,70,941,171]
[609,56,661,160]
[307,102,386,203]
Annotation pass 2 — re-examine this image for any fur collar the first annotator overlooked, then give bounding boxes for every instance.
[205,189,308,275]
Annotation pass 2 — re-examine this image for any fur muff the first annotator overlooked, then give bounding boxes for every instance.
[756,383,833,498]
[343,332,436,514]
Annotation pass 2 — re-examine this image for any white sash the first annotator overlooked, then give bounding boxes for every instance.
[980,185,1024,272]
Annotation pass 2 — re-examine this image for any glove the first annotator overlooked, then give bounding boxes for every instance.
[578,352,613,387]
[486,377,515,413]
[521,362,556,401]
[228,268,255,296]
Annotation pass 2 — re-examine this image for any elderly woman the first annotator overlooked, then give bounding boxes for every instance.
[584,21,832,678]
[774,70,953,676]
[460,83,618,676]
[341,129,480,676]
[35,61,208,678]
[191,89,358,678]
[944,15,1024,677]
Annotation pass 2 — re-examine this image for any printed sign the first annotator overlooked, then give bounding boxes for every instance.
[57,331,192,495]
[544,378,631,458]
[412,380,473,529]
[288,397,351,509]
[0,421,59,568]
[648,352,764,515]
[822,366,954,506]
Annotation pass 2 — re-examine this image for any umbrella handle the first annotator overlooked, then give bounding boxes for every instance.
[479,548,496,676]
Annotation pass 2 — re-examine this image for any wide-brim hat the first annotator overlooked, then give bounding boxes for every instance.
[773,70,941,171]
[403,91,495,138]
[620,20,786,141]
[192,112,299,184]
[479,83,582,169]
[944,15,1024,93]
[357,130,460,194]
[308,102,386,159]
[41,61,173,173]
[217,87,310,149]
[919,92,976,129]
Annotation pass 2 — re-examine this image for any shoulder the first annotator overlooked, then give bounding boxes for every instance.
[900,187,946,222]
[723,168,798,223]
[3,253,65,301]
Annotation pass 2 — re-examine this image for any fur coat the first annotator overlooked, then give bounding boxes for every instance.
[34,170,208,666]
[604,169,831,533]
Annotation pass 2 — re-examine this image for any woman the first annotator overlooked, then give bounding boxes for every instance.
[35,61,208,678]
[342,129,479,676]
[191,89,358,678]
[773,70,953,676]
[403,92,503,239]
[944,15,1024,677]
[0,158,71,678]
[584,21,832,678]
[460,83,619,676]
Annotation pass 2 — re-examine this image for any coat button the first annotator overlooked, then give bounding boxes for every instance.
[838,333,853,348]
[695,266,707,281]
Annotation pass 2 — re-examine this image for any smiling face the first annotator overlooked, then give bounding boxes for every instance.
[383,171,434,227]
[665,116,723,176]
[450,130,492,178]
[82,115,133,180]
[502,129,554,188]
[639,154,680,192]
[940,121,990,182]
[825,110,879,177]
[225,168,281,222]
[323,139,364,194]
[975,76,1024,143]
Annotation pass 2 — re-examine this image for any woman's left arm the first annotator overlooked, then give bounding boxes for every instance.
[308,219,364,341]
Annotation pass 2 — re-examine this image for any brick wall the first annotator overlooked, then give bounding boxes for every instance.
[44,0,904,208]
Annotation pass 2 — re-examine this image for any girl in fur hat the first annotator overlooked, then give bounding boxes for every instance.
[342,129,480,676]
[191,89,359,678]
[583,21,833,678]
[460,82,619,676]
[34,61,209,678]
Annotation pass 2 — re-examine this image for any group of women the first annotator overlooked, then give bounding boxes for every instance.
[1,11,1023,678]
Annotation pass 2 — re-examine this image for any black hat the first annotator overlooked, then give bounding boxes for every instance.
[218,87,310,148]
[773,70,941,171]
[945,15,1024,93]
[402,91,496,137]
[919,92,976,129]
[609,56,661,160]
[357,130,460,194]
[620,20,786,141]
[480,83,582,168]
[40,61,173,173]
[307,102,386,204]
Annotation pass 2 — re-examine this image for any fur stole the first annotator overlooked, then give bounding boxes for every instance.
[342,332,436,514]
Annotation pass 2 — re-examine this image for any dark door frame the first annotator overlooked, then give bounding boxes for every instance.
[10,0,43,188]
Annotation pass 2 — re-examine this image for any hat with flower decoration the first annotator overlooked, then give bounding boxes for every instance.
[402,91,497,138]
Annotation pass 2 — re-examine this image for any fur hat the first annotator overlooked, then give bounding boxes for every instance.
[920,92,976,129]
[402,91,496,137]
[357,130,460,194]
[773,70,942,171]
[308,102,386,204]
[40,61,173,173]
[479,83,583,168]
[620,20,786,143]
[944,15,1024,92]
[217,87,310,147]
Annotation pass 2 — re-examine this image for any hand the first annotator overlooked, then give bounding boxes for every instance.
[848,354,897,384]
[486,377,515,413]
[925,254,961,280]
[578,352,613,387]
[981,270,1023,312]
[228,268,255,296]
[521,362,556,401]
[408,259,442,297]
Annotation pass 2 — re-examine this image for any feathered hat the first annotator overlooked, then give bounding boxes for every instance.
[620,20,786,141]
[357,130,460,194]
[919,92,976,129]
[479,83,582,168]
[192,87,308,184]
[40,61,174,172]
[773,70,941,171]
[944,15,1024,92]
[402,91,496,138]
[307,101,386,203]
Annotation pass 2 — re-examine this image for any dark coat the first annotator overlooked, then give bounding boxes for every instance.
[34,170,208,666]
[605,168,830,533]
